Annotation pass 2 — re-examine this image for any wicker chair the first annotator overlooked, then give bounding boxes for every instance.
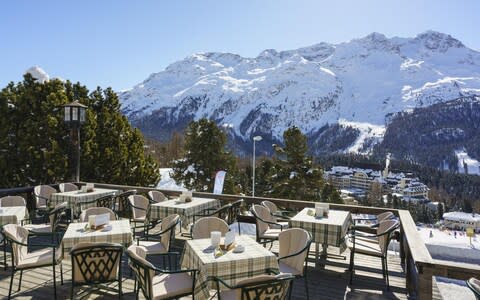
[228,199,244,225]
[79,207,117,222]
[148,190,167,203]
[114,190,137,219]
[0,196,27,269]
[278,228,312,299]
[128,194,155,237]
[2,224,63,300]
[192,203,231,225]
[261,200,290,229]
[70,242,123,299]
[347,219,399,289]
[33,184,57,212]
[191,217,229,239]
[212,272,295,300]
[23,202,69,243]
[136,214,180,255]
[251,204,286,244]
[59,183,78,192]
[126,244,198,300]
[0,196,27,207]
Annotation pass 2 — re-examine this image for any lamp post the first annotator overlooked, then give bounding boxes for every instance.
[252,135,262,197]
[63,100,87,182]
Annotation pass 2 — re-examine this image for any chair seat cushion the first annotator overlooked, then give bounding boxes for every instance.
[279,261,302,276]
[152,272,193,299]
[137,241,167,255]
[23,224,52,233]
[260,228,282,239]
[17,247,62,269]
[219,289,237,300]
[347,238,382,256]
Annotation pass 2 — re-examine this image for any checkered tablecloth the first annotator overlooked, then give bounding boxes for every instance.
[150,197,220,229]
[50,188,118,216]
[0,207,27,225]
[181,235,279,300]
[289,208,351,250]
[61,220,132,252]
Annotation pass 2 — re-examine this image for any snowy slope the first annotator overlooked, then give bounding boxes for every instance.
[120,31,480,152]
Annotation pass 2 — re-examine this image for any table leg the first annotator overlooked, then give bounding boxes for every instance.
[315,242,319,268]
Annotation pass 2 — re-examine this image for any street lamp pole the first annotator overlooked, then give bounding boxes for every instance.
[252,135,262,197]
[63,100,87,182]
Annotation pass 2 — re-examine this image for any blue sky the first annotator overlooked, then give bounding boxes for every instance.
[1,0,479,90]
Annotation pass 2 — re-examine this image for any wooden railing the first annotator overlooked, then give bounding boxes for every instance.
[1,182,479,299]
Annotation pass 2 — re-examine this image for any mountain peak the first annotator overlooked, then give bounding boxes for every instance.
[364,32,388,42]
[414,30,464,51]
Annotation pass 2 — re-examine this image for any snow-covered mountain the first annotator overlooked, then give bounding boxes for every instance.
[120,31,480,155]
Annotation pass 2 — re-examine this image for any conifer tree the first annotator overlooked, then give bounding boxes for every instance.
[172,118,237,193]
[0,74,159,188]
[270,126,326,201]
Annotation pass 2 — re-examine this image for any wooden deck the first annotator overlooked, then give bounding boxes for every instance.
[0,233,415,300]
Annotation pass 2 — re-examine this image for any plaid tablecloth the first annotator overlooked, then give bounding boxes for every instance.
[181,235,279,300]
[0,207,27,225]
[61,220,132,252]
[289,208,351,251]
[50,188,118,216]
[150,197,220,229]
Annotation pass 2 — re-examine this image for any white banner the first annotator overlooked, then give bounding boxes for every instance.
[213,170,226,194]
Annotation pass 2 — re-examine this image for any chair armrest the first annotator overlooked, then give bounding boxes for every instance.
[210,276,236,290]
[130,203,148,212]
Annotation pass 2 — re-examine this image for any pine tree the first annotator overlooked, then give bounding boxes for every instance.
[270,126,327,201]
[0,75,159,188]
[171,118,237,193]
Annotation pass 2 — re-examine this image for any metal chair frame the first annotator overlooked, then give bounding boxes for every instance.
[114,190,137,219]
[348,220,399,289]
[192,203,231,224]
[212,271,294,300]
[2,226,63,300]
[137,215,180,253]
[126,250,198,300]
[278,230,312,300]
[70,243,123,299]
[250,205,287,244]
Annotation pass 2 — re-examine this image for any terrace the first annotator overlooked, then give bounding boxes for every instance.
[0,182,479,299]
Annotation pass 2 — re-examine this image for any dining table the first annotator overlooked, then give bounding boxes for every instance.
[61,219,132,253]
[289,207,351,266]
[50,188,119,220]
[149,197,221,229]
[181,235,279,300]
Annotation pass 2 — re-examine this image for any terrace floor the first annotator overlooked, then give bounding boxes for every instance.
[0,232,418,300]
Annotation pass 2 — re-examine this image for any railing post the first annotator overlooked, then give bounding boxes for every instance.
[417,264,433,300]
[400,224,406,265]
